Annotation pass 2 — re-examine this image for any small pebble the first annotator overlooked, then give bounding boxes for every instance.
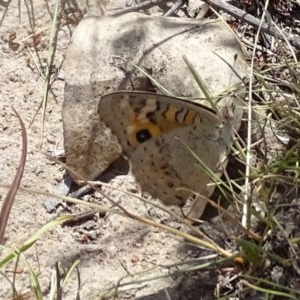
[84,220,97,231]
[44,198,61,213]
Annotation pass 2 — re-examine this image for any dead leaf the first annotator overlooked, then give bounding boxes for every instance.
[25,32,44,48]
[60,9,83,26]
[8,31,20,51]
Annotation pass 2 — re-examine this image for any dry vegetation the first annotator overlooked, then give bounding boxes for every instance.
[0,0,300,299]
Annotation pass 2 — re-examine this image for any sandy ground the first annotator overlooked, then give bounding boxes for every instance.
[0,2,223,299]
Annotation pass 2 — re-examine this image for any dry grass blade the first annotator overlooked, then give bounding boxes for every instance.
[241,278,298,299]
[70,181,236,259]
[98,256,231,299]
[242,1,270,230]
[182,55,216,110]
[0,180,239,262]
[40,0,60,144]
[204,196,261,241]
[50,260,81,300]
[0,215,72,269]
[0,108,27,244]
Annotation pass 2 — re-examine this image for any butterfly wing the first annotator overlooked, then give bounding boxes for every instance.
[98,91,233,206]
[130,125,231,206]
[99,91,223,153]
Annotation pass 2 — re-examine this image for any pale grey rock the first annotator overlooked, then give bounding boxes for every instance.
[63,12,247,182]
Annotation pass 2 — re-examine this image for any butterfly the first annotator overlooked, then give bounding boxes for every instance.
[98,91,235,218]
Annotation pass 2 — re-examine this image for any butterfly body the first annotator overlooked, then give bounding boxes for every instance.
[98,91,233,209]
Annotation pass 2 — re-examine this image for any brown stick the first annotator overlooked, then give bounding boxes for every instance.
[204,0,300,49]
[0,109,27,244]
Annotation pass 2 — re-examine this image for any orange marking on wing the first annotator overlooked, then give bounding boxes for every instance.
[183,109,196,125]
[163,105,179,122]
[127,119,162,147]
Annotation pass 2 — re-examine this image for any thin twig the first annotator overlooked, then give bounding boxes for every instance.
[237,32,277,56]
[204,0,300,48]
[164,0,184,16]
[110,0,158,16]
[40,0,60,144]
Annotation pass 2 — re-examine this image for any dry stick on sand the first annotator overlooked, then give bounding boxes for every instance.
[0,109,27,244]
[110,0,159,16]
[164,0,185,16]
[204,0,300,49]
